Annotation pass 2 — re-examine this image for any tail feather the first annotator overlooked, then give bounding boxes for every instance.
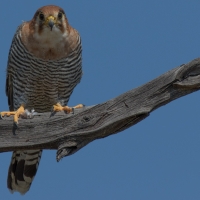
[7,150,42,194]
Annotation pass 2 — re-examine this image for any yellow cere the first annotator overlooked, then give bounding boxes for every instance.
[46,16,56,24]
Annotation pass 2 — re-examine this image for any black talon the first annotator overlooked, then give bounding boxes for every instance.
[50,106,56,117]
[13,122,18,128]
[0,114,3,120]
[51,106,54,113]
[12,122,18,135]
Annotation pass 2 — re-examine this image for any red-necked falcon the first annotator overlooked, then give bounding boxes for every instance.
[1,5,83,194]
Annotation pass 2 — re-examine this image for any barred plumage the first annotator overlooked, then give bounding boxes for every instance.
[7,150,42,194]
[6,5,82,194]
[7,24,82,112]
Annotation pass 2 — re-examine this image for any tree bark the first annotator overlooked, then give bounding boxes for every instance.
[1,58,200,161]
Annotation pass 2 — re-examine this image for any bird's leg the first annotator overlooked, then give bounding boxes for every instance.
[0,105,25,125]
[53,103,84,114]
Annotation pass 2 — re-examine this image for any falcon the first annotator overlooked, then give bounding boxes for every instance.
[1,5,83,194]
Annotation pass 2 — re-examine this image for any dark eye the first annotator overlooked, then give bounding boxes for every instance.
[39,13,44,21]
[58,12,63,19]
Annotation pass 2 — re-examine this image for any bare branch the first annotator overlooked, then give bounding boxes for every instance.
[1,58,200,161]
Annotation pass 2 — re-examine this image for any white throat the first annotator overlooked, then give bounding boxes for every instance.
[33,25,68,49]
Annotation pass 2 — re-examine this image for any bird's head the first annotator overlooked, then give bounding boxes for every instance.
[21,5,79,60]
[31,5,69,35]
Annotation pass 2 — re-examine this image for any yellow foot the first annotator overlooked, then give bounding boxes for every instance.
[53,103,84,114]
[0,105,25,125]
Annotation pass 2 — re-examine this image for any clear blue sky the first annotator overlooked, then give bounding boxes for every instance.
[1,1,200,199]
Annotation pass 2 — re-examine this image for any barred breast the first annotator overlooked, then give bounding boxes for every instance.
[7,24,82,112]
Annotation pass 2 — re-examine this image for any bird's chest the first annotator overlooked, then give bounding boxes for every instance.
[14,60,72,112]
[29,32,66,60]
[33,61,67,94]
[30,39,66,60]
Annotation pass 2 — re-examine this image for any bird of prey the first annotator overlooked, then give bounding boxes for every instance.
[1,5,83,194]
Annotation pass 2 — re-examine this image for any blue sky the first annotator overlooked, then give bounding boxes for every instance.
[1,1,200,199]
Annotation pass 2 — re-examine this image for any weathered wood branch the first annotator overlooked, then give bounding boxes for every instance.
[1,58,200,161]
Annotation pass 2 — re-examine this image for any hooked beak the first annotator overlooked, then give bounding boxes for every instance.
[47,16,56,31]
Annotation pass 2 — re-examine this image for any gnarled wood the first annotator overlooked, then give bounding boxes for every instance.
[1,58,200,161]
